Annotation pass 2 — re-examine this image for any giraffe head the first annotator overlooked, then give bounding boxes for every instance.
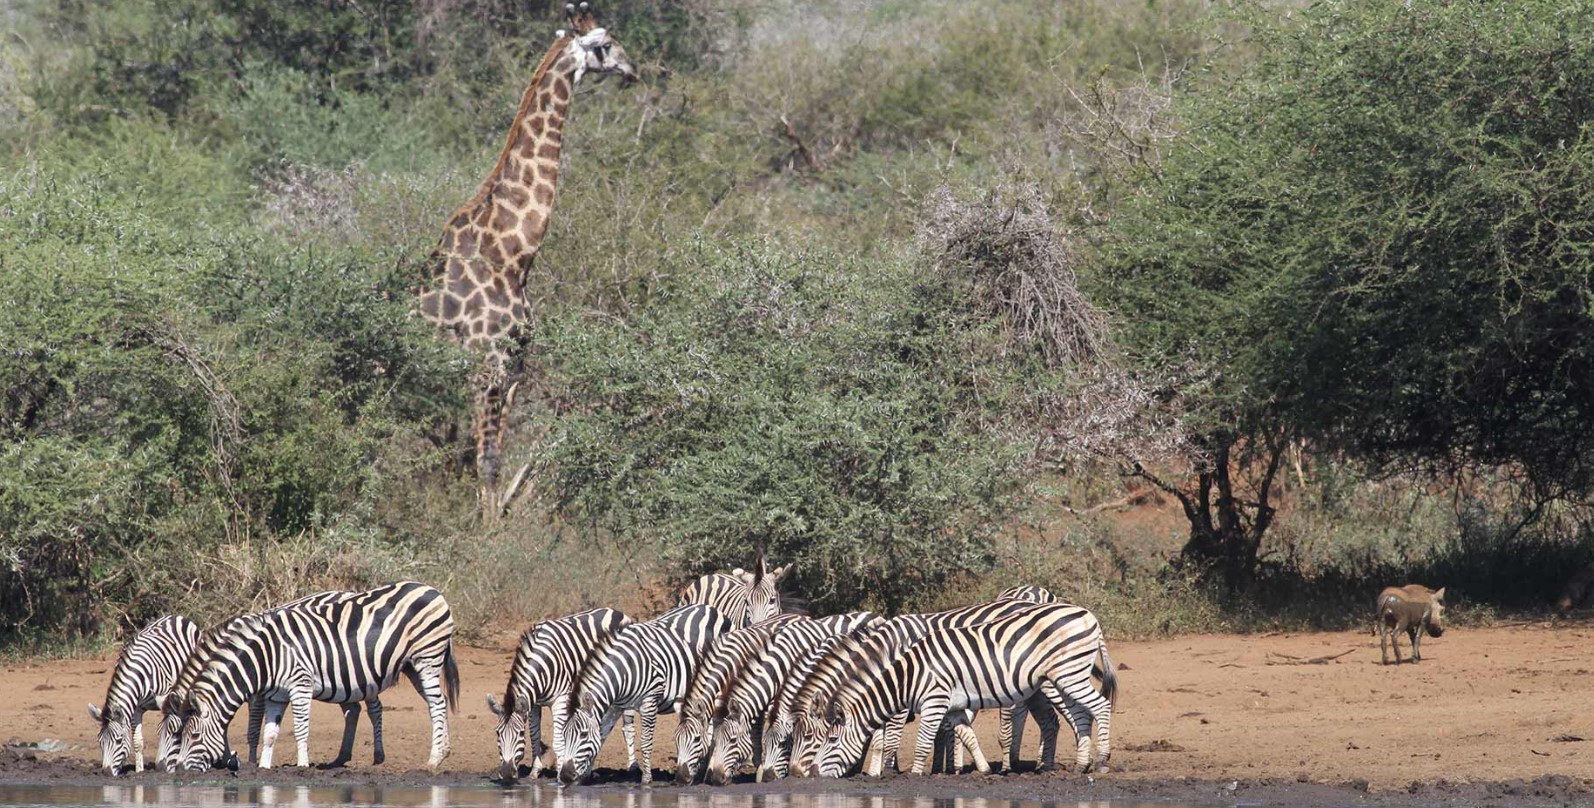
[563,3,638,86]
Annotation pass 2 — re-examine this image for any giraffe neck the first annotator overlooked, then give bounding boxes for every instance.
[450,41,580,271]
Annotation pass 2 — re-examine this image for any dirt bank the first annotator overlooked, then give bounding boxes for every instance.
[5,623,1592,804]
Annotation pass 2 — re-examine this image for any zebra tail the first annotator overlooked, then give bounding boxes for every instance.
[443,641,461,713]
[1096,639,1118,709]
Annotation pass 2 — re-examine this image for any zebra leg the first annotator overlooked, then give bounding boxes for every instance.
[1007,700,1029,772]
[909,698,950,775]
[952,710,969,772]
[259,700,289,769]
[865,728,885,777]
[1028,690,1062,771]
[527,702,546,777]
[246,693,266,764]
[950,715,991,775]
[549,693,572,775]
[636,699,658,784]
[881,708,908,773]
[328,702,359,767]
[404,660,451,769]
[621,710,639,771]
[1042,682,1091,773]
[367,696,385,765]
[292,687,314,768]
[997,705,1015,765]
[1070,677,1114,772]
[131,712,146,773]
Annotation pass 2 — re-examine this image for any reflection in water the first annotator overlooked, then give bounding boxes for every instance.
[6,784,1157,808]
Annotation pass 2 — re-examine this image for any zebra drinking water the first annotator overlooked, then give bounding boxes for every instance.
[172,581,459,772]
[486,607,635,781]
[816,602,1117,778]
[88,614,200,775]
[557,604,735,784]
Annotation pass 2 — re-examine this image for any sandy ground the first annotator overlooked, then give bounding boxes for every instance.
[4,623,1593,804]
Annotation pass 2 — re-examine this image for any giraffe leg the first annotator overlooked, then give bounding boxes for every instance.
[473,379,505,519]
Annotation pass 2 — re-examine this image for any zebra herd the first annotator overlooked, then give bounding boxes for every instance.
[88,559,1117,785]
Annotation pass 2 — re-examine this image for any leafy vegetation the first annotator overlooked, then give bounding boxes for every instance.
[3,0,1593,645]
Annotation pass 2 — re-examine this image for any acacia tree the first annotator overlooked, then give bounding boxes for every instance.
[1096,0,1594,588]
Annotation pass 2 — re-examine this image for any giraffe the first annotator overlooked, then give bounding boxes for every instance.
[419,3,636,519]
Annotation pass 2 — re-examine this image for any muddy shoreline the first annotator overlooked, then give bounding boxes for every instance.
[4,755,1591,808]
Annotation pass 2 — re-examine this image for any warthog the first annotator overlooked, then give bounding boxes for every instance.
[1376,584,1445,665]
[1557,565,1594,615]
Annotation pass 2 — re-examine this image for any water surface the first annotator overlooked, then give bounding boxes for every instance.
[0,784,1193,808]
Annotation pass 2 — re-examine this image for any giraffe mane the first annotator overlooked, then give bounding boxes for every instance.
[447,34,575,226]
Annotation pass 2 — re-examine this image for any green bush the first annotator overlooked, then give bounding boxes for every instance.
[536,242,1032,613]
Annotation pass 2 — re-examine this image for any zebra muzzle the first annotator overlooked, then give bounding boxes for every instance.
[497,761,519,782]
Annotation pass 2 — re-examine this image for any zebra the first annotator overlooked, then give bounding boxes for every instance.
[673,613,807,784]
[783,599,1053,779]
[88,614,200,774]
[557,604,736,784]
[678,555,793,628]
[816,602,1117,777]
[173,581,459,771]
[485,607,636,781]
[157,590,362,772]
[702,611,880,785]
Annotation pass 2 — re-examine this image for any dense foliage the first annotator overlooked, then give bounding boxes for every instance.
[539,244,1033,613]
[1098,0,1594,584]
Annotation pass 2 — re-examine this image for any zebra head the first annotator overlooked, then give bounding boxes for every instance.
[747,556,793,625]
[755,712,795,781]
[176,696,237,772]
[485,693,525,781]
[672,712,712,784]
[155,694,185,771]
[704,704,753,785]
[556,697,609,785]
[788,709,830,777]
[87,703,130,775]
[815,702,870,779]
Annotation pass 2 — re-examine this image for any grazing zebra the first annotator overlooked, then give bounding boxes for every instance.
[678,555,793,628]
[785,600,1051,778]
[88,614,200,774]
[702,611,881,785]
[816,602,1117,778]
[673,613,806,784]
[485,608,636,781]
[174,581,459,771]
[557,604,736,784]
[157,590,363,771]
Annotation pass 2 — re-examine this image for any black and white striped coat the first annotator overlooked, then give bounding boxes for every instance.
[784,599,1051,778]
[702,611,880,784]
[174,582,459,771]
[677,556,793,628]
[672,613,806,784]
[89,614,200,774]
[995,584,1062,766]
[486,607,633,781]
[557,604,735,784]
[157,590,360,772]
[817,602,1117,777]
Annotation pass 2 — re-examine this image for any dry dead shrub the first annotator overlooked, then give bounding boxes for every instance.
[918,182,1108,368]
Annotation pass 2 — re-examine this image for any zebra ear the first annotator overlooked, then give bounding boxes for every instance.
[87,703,103,721]
[772,563,793,584]
[486,694,505,717]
